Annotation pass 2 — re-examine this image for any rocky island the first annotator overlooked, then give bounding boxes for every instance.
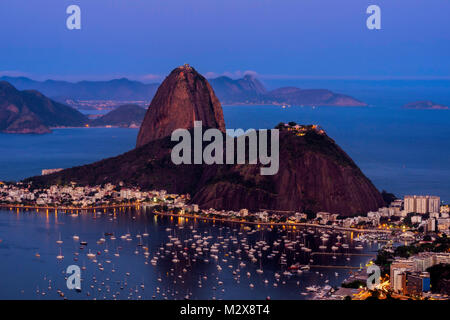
[403,101,449,110]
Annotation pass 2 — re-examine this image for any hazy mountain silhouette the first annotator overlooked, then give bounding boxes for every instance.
[0,81,87,134]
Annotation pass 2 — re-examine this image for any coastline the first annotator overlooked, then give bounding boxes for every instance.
[0,203,391,234]
[151,210,391,234]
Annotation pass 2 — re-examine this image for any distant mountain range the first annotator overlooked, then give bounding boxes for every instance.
[209,75,268,104]
[0,81,88,134]
[0,71,368,134]
[0,76,159,101]
[210,75,367,106]
[1,75,366,107]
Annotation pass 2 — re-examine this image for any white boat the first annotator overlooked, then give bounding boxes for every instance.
[56,248,64,260]
[300,265,310,271]
[306,285,319,292]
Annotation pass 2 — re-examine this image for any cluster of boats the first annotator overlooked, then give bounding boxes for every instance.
[30,211,380,300]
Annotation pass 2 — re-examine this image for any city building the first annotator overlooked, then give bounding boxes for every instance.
[405,272,431,296]
[404,196,416,214]
[426,218,437,232]
[239,209,249,217]
[437,218,450,232]
[429,196,440,213]
[416,196,428,214]
[390,252,450,294]
[390,259,416,284]
[404,195,441,214]
[41,168,63,176]
[411,215,422,224]
[392,269,408,294]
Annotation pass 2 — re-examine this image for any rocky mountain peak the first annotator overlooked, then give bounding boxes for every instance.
[136,65,225,147]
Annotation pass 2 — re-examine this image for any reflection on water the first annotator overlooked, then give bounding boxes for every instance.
[0,207,382,300]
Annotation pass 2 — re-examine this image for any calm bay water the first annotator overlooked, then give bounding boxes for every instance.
[0,127,139,182]
[0,207,377,300]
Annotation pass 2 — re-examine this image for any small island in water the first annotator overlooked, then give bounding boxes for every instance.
[403,100,449,110]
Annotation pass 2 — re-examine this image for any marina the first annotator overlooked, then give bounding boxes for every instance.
[0,206,381,300]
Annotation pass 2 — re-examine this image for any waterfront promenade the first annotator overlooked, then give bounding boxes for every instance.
[150,210,392,234]
[0,202,391,234]
[0,203,139,211]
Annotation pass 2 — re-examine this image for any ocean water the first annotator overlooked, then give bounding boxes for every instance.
[0,207,376,300]
[0,105,448,202]
[0,127,139,181]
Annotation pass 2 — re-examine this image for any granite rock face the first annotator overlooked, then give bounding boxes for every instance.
[136,65,225,147]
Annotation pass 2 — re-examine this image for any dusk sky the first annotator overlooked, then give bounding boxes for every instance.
[0,0,449,81]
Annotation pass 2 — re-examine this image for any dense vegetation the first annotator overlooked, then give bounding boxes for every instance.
[341,280,366,289]
[394,234,449,258]
[426,263,450,294]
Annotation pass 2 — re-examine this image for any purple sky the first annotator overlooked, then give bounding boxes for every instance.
[0,0,449,81]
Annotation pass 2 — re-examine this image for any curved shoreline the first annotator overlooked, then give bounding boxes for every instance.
[0,203,391,234]
[0,203,138,211]
[151,211,391,234]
